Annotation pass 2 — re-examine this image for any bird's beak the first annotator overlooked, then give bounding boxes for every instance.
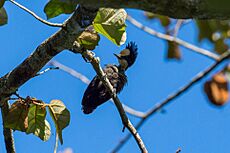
[113,53,122,59]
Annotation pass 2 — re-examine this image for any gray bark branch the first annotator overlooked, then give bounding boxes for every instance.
[1,101,16,153]
[74,0,230,19]
[0,6,98,153]
[0,6,97,103]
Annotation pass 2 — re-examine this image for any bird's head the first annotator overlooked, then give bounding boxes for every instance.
[114,42,138,70]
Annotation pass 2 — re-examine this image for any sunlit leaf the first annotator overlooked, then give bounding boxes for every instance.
[44,0,77,19]
[204,72,229,106]
[4,100,29,132]
[77,28,100,50]
[93,8,127,46]
[0,7,7,26]
[48,100,70,145]
[26,104,51,141]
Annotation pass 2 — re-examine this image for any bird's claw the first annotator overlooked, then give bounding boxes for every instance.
[112,88,117,95]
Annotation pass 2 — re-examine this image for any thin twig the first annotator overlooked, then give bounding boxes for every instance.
[9,0,63,27]
[110,51,230,153]
[72,45,148,153]
[127,15,220,61]
[49,60,90,84]
[35,67,59,76]
[173,20,184,37]
[49,60,146,118]
[176,148,181,153]
[53,130,59,153]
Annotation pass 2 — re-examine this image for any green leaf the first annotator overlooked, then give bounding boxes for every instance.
[93,8,127,46]
[48,100,70,145]
[196,20,215,42]
[0,0,5,8]
[4,100,29,132]
[196,20,230,55]
[33,120,51,141]
[144,12,156,19]
[26,104,51,141]
[44,0,77,19]
[214,38,228,54]
[157,15,170,27]
[0,7,7,26]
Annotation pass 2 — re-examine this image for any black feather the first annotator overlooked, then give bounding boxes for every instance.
[81,42,138,114]
[125,41,138,67]
[81,65,127,114]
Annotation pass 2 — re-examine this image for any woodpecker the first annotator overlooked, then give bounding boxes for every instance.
[81,42,138,114]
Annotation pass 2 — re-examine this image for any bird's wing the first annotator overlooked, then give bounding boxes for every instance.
[81,65,127,114]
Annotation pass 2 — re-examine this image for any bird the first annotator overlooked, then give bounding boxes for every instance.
[81,42,138,114]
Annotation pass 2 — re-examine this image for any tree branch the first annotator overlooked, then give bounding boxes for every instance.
[74,0,230,19]
[1,100,16,153]
[71,45,148,153]
[111,51,230,153]
[49,60,91,84]
[49,60,146,118]
[173,20,184,37]
[0,6,98,104]
[0,6,97,153]
[35,67,59,76]
[9,0,63,27]
[127,15,220,61]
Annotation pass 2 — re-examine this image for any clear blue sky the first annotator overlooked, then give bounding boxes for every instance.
[1,1,230,153]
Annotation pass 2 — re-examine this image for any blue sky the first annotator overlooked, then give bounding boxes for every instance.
[1,1,230,153]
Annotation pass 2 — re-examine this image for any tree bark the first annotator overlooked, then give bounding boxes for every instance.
[74,0,230,19]
[0,6,97,104]
[1,101,16,153]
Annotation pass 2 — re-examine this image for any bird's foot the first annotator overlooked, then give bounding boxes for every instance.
[112,88,117,95]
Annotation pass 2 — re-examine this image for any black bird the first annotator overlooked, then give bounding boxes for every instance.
[81,42,138,114]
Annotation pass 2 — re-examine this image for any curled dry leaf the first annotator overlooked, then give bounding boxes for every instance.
[77,30,100,50]
[4,99,29,132]
[5,97,51,141]
[204,72,229,106]
[167,41,181,60]
[0,7,7,26]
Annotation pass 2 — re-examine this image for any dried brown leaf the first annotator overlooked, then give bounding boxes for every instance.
[204,73,229,106]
